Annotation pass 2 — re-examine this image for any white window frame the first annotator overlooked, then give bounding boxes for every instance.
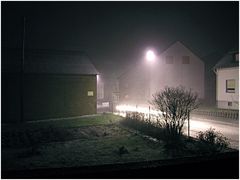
[226,79,235,93]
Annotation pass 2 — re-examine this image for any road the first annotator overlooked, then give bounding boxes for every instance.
[185,115,239,149]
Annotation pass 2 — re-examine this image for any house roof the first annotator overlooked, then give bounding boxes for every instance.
[2,48,98,75]
[213,51,239,70]
[159,41,204,62]
[118,41,204,79]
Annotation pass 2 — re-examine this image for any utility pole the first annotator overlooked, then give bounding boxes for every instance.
[20,17,26,122]
[148,106,151,121]
[187,111,190,137]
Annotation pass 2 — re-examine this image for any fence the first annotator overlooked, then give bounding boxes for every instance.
[115,104,239,121]
[192,109,239,120]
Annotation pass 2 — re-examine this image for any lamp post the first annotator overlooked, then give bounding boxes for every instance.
[145,50,156,99]
[145,50,156,120]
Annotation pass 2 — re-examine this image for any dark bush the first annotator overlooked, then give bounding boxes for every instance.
[121,112,165,140]
[126,112,145,122]
[118,146,129,156]
[196,128,230,154]
[121,112,189,156]
[121,112,186,144]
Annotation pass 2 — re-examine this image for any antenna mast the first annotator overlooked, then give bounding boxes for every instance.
[20,17,26,122]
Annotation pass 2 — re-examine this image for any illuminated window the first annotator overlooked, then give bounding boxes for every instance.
[226,79,235,93]
[166,56,173,64]
[88,91,94,96]
[182,56,190,64]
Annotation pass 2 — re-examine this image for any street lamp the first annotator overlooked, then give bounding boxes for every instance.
[145,49,156,120]
[146,50,156,62]
[145,50,156,98]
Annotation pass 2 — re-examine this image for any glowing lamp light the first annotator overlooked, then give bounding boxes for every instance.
[146,50,156,62]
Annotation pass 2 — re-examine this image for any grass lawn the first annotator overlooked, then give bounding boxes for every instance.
[2,134,165,171]
[2,113,122,130]
[2,113,167,171]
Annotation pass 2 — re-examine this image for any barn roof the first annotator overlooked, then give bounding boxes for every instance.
[2,48,98,75]
[213,51,239,70]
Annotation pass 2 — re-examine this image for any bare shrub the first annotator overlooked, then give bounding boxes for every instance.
[121,112,165,140]
[151,86,199,139]
[196,128,230,153]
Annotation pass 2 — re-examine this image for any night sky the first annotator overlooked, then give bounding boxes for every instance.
[2,1,239,77]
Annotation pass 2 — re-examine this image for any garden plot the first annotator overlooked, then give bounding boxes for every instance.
[2,123,166,171]
[2,113,235,172]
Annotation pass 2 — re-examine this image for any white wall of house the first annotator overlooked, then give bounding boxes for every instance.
[150,41,205,99]
[216,67,239,110]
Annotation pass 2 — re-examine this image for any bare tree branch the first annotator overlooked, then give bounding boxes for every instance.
[152,86,200,137]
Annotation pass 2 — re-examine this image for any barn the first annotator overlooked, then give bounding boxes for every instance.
[2,48,98,122]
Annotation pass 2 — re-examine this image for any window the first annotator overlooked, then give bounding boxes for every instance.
[182,56,190,64]
[228,102,233,106]
[88,91,94,96]
[166,56,173,64]
[226,79,235,93]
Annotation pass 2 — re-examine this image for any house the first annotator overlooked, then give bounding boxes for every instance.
[118,41,205,107]
[213,51,239,110]
[2,48,98,122]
